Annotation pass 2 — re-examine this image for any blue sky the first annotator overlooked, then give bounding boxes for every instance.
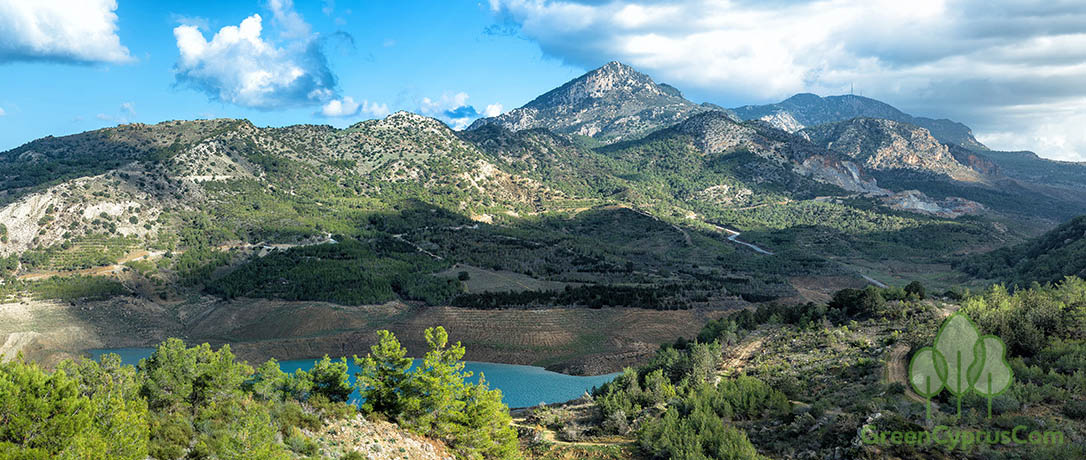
[3,0,1086,160]
[0,0,585,151]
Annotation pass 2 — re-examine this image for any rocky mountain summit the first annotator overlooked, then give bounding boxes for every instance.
[733,93,988,150]
[468,61,716,143]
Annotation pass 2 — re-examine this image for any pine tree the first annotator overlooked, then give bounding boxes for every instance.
[355,330,413,417]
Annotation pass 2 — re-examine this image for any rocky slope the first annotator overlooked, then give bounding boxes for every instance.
[801,117,983,182]
[468,61,719,143]
[732,93,988,150]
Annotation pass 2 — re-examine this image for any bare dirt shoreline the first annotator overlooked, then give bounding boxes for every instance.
[1,296,737,375]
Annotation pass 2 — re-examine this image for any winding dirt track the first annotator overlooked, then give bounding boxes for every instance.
[887,344,928,404]
[719,333,765,377]
[885,304,956,406]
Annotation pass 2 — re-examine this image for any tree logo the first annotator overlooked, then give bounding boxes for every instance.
[908,313,1013,421]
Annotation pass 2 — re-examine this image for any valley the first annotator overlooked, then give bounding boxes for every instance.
[3,60,1086,460]
[1,62,1081,370]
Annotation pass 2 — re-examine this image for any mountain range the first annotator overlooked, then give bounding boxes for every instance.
[732,92,989,150]
[3,60,1086,371]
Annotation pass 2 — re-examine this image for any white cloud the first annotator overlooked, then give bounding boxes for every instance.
[484,103,504,117]
[320,97,359,117]
[268,0,310,39]
[120,102,135,116]
[0,107,6,116]
[363,100,390,117]
[420,92,486,129]
[319,96,389,118]
[0,0,131,64]
[173,4,337,109]
[975,98,1086,161]
[490,0,1086,160]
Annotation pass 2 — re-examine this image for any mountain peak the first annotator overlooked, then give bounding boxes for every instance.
[468,62,706,143]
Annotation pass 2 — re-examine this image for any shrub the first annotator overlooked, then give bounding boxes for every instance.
[1064,400,1086,420]
[904,281,926,299]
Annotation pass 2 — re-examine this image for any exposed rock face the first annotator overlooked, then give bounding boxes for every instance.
[468,61,711,143]
[802,118,982,182]
[667,111,887,195]
[733,93,988,150]
[795,155,887,195]
[673,111,769,156]
[881,190,984,218]
[756,110,805,133]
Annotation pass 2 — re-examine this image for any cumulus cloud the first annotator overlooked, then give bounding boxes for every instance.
[319,96,389,118]
[419,92,500,129]
[0,0,131,64]
[0,107,6,117]
[490,0,1086,160]
[120,102,135,116]
[173,3,338,110]
[484,103,504,117]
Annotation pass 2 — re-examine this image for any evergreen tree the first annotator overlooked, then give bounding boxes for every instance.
[355,330,414,416]
[309,355,353,403]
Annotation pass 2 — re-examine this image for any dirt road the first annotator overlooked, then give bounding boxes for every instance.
[718,333,765,378]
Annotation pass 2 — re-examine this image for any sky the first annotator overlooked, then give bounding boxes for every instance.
[2,0,1086,161]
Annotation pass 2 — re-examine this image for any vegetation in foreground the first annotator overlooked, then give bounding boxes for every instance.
[519,279,1086,459]
[3,279,1084,459]
[0,326,517,460]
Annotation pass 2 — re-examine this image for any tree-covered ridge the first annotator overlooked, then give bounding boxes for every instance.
[0,327,519,460]
[0,89,1058,309]
[959,215,1086,286]
[205,238,461,306]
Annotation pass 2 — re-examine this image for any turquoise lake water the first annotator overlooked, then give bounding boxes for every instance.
[88,348,619,408]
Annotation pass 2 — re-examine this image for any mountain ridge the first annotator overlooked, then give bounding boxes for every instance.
[733,93,989,150]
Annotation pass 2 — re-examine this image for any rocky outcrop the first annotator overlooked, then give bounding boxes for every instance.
[881,190,984,218]
[795,155,887,195]
[802,118,982,182]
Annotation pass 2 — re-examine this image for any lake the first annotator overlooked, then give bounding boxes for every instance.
[87,348,619,408]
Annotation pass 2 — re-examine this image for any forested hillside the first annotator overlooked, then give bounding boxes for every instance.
[959,215,1086,286]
